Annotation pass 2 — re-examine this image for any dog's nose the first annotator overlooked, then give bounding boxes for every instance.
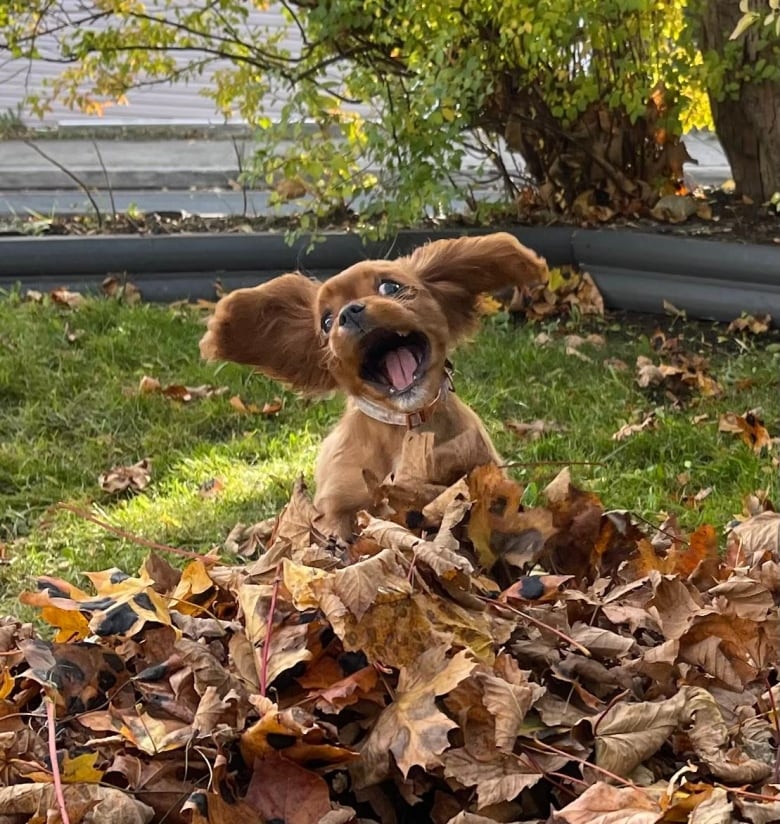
[339,302,366,328]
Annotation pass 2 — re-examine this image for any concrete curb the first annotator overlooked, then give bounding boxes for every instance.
[0,227,777,321]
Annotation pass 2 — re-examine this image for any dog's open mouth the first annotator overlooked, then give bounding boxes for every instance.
[359,330,430,394]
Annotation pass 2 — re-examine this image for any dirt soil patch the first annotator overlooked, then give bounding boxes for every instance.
[1,189,778,245]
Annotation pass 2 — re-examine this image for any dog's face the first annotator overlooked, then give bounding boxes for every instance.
[200,233,547,411]
[315,259,451,411]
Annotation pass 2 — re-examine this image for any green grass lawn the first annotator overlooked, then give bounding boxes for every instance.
[1,289,777,617]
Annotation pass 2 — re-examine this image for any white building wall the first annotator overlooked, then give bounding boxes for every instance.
[0,2,311,126]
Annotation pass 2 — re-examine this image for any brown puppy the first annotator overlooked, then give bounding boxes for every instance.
[200,232,547,539]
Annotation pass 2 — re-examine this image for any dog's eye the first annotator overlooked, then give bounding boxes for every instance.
[321,312,334,334]
[378,280,403,297]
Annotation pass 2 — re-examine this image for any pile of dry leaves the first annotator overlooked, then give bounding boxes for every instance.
[1,445,778,824]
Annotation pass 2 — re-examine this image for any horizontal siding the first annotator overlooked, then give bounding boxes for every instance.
[0,2,363,126]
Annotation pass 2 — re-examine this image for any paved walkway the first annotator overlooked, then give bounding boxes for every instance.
[0,130,731,217]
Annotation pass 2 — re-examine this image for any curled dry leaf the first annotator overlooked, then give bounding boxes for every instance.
[564,333,606,350]
[719,411,771,453]
[505,418,566,441]
[612,412,657,441]
[98,458,152,494]
[197,477,224,498]
[50,287,85,308]
[727,313,771,335]
[636,354,723,399]
[139,374,229,403]
[230,394,283,415]
[102,275,142,304]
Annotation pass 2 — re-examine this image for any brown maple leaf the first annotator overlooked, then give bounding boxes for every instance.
[354,646,475,786]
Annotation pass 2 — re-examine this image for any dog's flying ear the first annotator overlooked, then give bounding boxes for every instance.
[199,273,337,394]
[408,232,548,340]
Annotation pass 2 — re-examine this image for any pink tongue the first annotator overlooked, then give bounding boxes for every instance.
[382,347,417,390]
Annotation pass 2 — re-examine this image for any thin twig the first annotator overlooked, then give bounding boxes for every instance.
[477,594,592,657]
[765,676,780,784]
[57,503,219,564]
[628,511,690,547]
[91,140,116,219]
[46,697,71,824]
[521,748,581,800]
[721,787,780,803]
[593,689,630,736]
[524,738,639,789]
[230,135,248,218]
[499,460,606,469]
[23,140,103,228]
[259,563,283,697]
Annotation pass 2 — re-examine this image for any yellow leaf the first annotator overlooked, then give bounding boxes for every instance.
[171,560,215,615]
[476,294,503,316]
[61,752,104,784]
[0,667,14,700]
[41,606,91,643]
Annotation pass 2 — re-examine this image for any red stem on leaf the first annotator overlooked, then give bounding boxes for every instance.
[46,696,71,824]
[259,564,283,698]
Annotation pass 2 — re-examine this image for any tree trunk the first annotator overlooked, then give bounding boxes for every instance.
[697,0,780,201]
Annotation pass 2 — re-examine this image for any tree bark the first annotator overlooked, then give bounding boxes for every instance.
[696,0,780,201]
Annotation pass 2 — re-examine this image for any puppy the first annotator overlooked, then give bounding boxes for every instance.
[200,232,547,539]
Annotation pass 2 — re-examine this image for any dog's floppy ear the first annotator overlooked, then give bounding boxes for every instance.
[408,232,548,340]
[199,273,337,394]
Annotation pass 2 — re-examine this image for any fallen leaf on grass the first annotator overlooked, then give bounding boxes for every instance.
[603,357,629,371]
[681,485,713,508]
[727,313,771,335]
[139,375,229,403]
[504,419,565,441]
[612,412,657,441]
[719,410,771,453]
[230,395,283,415]
[198,477,224,498]
[102,275,142,304]
[99,458,152,494]
[564,333,605,349]
[50,287,84,308]
[636,355,722,399]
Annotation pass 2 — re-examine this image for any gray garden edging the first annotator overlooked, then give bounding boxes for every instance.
[0,227,777,321]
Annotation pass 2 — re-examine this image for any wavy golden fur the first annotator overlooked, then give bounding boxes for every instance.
[200,232,547,538]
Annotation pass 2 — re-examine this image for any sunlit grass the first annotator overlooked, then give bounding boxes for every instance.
[1,289,777,617]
